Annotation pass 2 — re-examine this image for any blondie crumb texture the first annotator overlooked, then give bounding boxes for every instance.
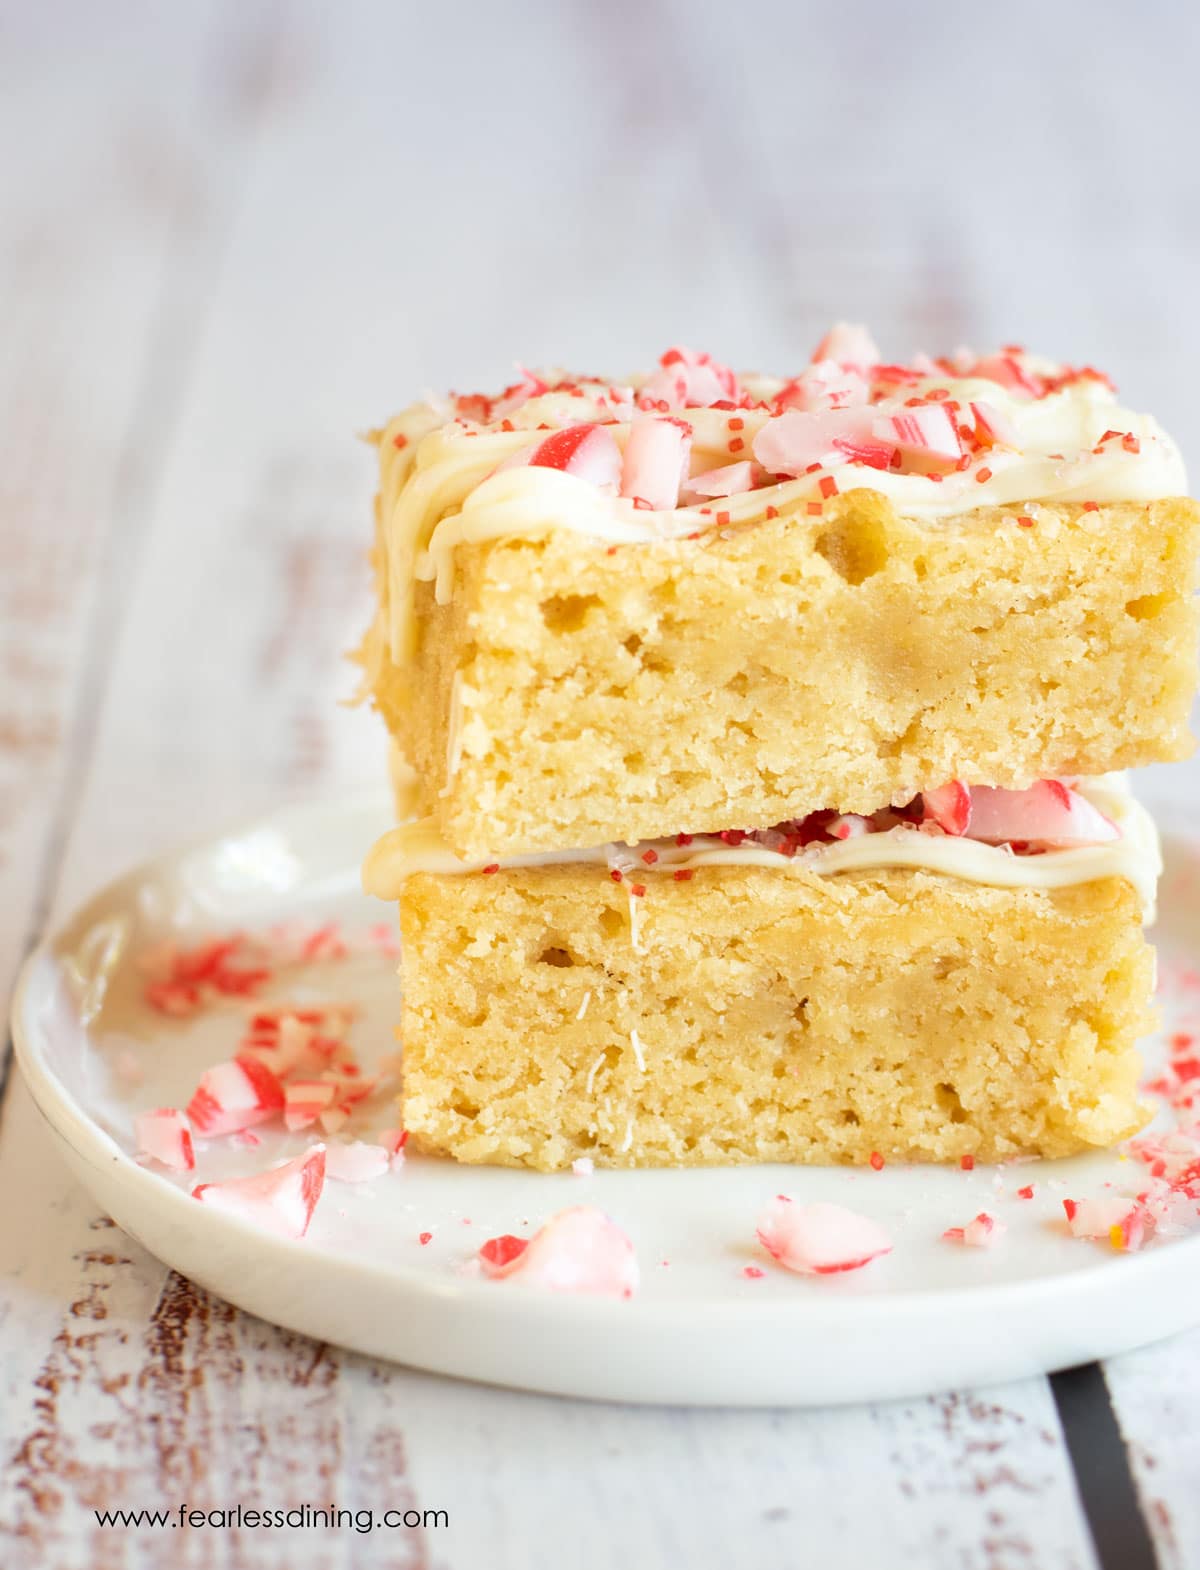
[366,492,1200,858]
[394,865,1154,1171]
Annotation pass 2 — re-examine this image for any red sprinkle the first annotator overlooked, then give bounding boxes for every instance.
[418,1231,433,1246]
[610,869,623,883]
[481,863,500,875]
[1063,1198,1078,1222]
[1122,432,1141,454]
[727,416,745,431]
[629,883,647,898]
[392,433,408,449]
[676,833,694,846]
[869,1151,885,1171]
[975,466,993,483]
[716,510,730,525]
[960,1154,975,1171]
[1082,500,1099,512]
[479,1234,527,1269]
[641,849,659,865]
[818,475,838,499]
[765,505,779,520]
[806,502,823,516]
[728,437,745,453]
[673,869,694,881]
[1017,1185,1035,1200]
[742,1265,765,1280]
[1016,515,1035,527]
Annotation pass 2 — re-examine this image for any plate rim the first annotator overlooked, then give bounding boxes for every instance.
[11,793,1200,1403]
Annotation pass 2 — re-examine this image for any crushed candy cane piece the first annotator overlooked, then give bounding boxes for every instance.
[283,1078,339,1132]
[874,403,963,464]
[971,399,1018,448]
[965,781,1119,848]
[775,361,870,414]
[942,1211,1006,1248]
[921,781,971,836]
[756,1197,892,1276]
[134,1108,195,1172]
[378,1127,409,1167]
[186,1056,284,1137]
[500,423,622,490]
[641,346,738,408]
[685,460,756,498]
[620,414,691,511]
[192,1145,325,1239]
[811,321,880,368]
[324,1141,391,1184]
[1063,1194,1153,1250]
[827,813,870,841]
[478,1206,638,1297]
[752,408,893,478]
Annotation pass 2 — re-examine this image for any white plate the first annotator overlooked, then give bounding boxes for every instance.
[12,794,1200,1407]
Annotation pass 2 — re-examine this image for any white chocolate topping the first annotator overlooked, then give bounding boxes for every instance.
[362,777,1160,915]
[373,346,1187,664]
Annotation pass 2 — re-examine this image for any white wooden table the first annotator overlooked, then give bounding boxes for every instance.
[2,4,1198,1566]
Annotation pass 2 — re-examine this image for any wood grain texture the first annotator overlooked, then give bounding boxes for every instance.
[1103,1332,1200,1570]
[1,1,1198,1566]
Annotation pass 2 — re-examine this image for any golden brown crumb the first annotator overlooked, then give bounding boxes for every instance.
[360,489,1200,858]
[394,863,1154,1171]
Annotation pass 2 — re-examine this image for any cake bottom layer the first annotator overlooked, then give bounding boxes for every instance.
[395,866,1154,1171]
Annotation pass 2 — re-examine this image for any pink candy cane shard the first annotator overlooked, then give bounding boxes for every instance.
[921,780,971,835]
[477,1206,639,1298]
[777,361,871,414]
[969,353,1043,398]
[619,415,692,511]
[640,346,739,408]
[685,460,756,499]
[810,322,881,369]
[965,781,1119,848]
[134,1107,195,1172]
[970,399,1018,448]
[757,1198,893,1276]
[942,1212,1007,1248]
[873,403,963,464]
[1063,1195,1153,1251]
[752,408,880,477]
[324,1141,392,1184]
[498,423,622,491]
[283,1078,338,1131]
[191,1145,326,1240]
[186,1056,285,1137]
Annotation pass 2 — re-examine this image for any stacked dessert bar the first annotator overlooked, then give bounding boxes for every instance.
[360,327,1199,1171]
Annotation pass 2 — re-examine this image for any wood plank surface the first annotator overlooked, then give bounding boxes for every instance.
[1,3,1197,1567]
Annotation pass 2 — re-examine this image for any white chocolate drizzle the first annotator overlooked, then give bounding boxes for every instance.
[373,369,1187,665]
[362,777,1160,916]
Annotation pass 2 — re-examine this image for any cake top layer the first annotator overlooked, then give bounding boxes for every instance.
[374,325,1186,659]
